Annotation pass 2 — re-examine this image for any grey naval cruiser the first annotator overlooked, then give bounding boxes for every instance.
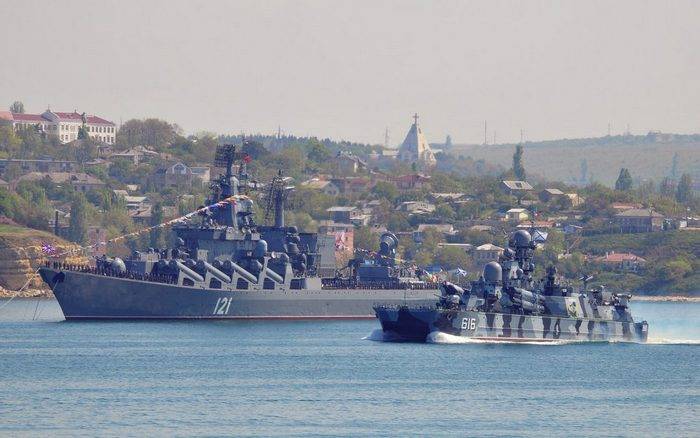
[39,144,438,320]
[374,230,649,343]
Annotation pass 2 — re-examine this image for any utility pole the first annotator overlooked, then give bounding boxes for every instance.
[520,129,524,143]
[384,127,390,149]
[484,121,487,145]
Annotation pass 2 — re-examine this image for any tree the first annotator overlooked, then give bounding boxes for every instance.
[74,140,97,164]
[670,153,679,179]
[116,118,178,150]
[614,168,633,191]
[434,246,469,270]
[78,126,89,140]
[676,173,693,204]
[306,139,330,163]
[512,144,526,180]
[435,203,455,220]
[659,177,675,198]
[68,194,88,245]
[353,226,377,252]
[444,135,452,148]
[9,101,25,113]
[579,159,588,184]
[242,140,270,160]
[149,202,165,248]
[371,181,398,202]
[0,126,21,157]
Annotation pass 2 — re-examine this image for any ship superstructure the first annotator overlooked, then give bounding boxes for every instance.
[39,143,438,319]
[374,230,649,343]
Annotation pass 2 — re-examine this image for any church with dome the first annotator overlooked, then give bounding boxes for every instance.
[397,113,437,169]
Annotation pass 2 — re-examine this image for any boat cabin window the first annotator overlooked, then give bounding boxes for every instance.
[183,278,195,287]
[236,278,249,290]
[209,279,222,289]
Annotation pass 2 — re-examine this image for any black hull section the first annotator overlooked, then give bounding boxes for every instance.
[374,306,649,343]
[40,268,437,320]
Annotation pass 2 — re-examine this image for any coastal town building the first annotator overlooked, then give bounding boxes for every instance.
[474,243,505,265]
[593,252,647,272]
[539,188,565,203]
[301,178,341,196]
[393,173,431,191]
[111,146,160,165]
[614,208,664,233]
[397,201,436,215]
[16,171,105,192]
[506,208,530,222]
[397,114,436,169]
[152,163,211,188]
[501,180,534,196]
[2,109,116,144]
[0,158,77,178]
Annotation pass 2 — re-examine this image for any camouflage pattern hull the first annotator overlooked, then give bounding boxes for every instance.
[374,306,649,343]
[39,268,437,320]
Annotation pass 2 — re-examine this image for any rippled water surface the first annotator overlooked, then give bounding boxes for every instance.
[0,299,697,437]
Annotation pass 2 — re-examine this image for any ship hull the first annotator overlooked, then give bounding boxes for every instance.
[374,306,649,343]
[39,268,437,320]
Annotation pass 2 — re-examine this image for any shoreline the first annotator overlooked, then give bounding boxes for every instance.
[0,288,54,299]
[632,295,700,303]
[0,291,697,302]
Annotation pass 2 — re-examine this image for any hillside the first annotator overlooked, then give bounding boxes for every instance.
[0,224,86,297]
[577,230,700,296]
[449,133,700,186]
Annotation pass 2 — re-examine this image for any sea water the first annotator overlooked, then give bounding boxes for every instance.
[0,299,697,437]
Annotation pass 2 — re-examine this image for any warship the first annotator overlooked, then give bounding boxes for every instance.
[374,230,649,343]
[39,144,438,320]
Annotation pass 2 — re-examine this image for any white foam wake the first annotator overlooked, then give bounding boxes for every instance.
[426,331,584,346]
[363,328,406,342]
[644,338,700,345]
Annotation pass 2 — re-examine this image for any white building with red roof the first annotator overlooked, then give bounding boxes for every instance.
[593,252,647,272]
[8,108,115,145]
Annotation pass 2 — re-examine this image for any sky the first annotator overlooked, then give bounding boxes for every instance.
[1,0,698,145]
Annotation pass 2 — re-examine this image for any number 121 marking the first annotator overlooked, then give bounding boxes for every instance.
[214,297,233,315]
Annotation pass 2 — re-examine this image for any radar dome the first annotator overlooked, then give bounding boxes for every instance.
[483,262,502,283]
[254,239,268,258]
[513,230,532,247]
[111,258,126,273]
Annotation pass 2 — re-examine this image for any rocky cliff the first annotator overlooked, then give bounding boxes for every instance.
[0,225,87,297]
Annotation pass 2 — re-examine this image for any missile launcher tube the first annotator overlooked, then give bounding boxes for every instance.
[201,261,232,284]
[174,260,205,283]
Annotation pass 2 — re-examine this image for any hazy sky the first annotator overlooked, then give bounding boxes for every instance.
[1,0,698,145]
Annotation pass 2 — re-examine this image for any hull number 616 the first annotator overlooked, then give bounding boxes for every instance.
[461,317,477,330]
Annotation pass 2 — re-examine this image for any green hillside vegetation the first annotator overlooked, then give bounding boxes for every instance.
[577,231,700,296]
[449,133,700,187]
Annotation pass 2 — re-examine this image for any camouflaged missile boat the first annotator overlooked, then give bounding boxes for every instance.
[374,230,649,343]
[39,144,438,320]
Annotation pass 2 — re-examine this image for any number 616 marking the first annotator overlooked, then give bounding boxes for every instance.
[461,317,476,330]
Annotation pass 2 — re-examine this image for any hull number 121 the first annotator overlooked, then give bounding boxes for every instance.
[213,297,233,315]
